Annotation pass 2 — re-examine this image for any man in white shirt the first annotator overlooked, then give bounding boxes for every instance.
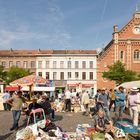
[2,91,10,111]
[64,89,71,112]
[81,90,90,116]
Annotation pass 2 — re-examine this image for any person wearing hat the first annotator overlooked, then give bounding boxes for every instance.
[128,87,139,127]
[28,96,42,113]
[6,90,26,131]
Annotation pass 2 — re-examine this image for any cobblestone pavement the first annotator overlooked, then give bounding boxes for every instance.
[0,110,139,140]
[0,111,93,140]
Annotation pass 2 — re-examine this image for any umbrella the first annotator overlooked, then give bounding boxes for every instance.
[10,74,48,86]
[10,75,48,99]
[116,80,140,89]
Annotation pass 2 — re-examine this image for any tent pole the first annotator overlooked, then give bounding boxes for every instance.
[29,85,32,100]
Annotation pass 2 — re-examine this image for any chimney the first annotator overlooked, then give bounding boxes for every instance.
[10,48,13,52]
[113,25,118,33]
[38,48,41,52]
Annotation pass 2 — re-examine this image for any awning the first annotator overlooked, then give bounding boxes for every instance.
[82,84,94,87]
[21,86,55,92]
[5,86,21,92]
[67,84,79,87]
[67,83,94,87]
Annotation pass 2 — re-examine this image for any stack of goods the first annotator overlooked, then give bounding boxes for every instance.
[76,124,95,139]
[16,120,64,140]
[63,132,77,140]
[16,124,39,140]
[72,102,81,113]
[90,132,105,140]
[112,127,126,140]
[51,100,64,112]
[89,99,96,107]
[115,121,139,135]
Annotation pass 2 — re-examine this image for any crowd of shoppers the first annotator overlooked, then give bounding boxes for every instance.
[2,85,140,132]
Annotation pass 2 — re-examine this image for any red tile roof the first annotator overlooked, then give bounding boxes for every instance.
[0,49,97,55]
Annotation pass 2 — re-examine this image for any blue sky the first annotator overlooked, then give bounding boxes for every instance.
[0,0,139,50]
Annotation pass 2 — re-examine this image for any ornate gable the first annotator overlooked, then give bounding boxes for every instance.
[118,12,140,39]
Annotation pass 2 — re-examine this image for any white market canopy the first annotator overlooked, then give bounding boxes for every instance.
[21,86,55,92]
[117,80,140,89]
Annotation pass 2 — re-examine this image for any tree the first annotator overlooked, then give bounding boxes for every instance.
[0,65,7,81]
[103,61,139,85]
[6,66,31,84]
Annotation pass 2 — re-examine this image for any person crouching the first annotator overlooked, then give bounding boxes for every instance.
[94,109,113,133]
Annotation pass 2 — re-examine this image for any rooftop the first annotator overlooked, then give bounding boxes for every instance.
[0,49,97,56]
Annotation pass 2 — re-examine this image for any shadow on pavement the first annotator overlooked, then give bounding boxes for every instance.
[0,132,13,140]
[55,115,63,122]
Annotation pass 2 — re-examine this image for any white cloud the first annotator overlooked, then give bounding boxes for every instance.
[0,0,72,49]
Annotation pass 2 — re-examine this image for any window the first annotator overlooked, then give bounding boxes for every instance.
[68,61,71,69]
[2,61,6,68]
[75,61,79,69]
[46,61,49,68]
[134,50,140,60]
[82,61,86,69]
[53,61,57,69]
[60,61,64,68]
[120,51,124,60]
[89,72,93,80]
[68,72,71,79]
[9,61,13,68]
[89,61,93,69]
[60,72,64,80]
[38,72,42,77]
[23,61,28,68]
[38,61,42,68]
[75,72,79,79]
[16,61,20,67]
[31,61,35,68]
[46,72,49,80]
[82,72,86,80]
[53,72,57,80]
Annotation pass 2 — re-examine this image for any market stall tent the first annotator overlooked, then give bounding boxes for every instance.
[10,74,48,86]
[21,86,55,92]
[10,74,49,98]
[116,80,140,89]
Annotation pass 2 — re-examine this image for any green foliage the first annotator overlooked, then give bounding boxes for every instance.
[0,65,7,81]
[103,61,139,84]
[6,66,31,84]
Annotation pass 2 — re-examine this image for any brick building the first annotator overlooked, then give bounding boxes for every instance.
[0,49,38,73]
[97,11,140,89]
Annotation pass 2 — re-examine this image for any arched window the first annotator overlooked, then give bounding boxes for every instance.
[134,50,140,60]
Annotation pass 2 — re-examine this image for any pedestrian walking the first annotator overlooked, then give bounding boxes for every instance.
[115,86,126,121]
[97,88,110,119]
[81,90,90,116]
[64,89,71,112]
[2,90,11,111]
[6,90,26,131]
[127,87,140,127]
[109,89,116,112]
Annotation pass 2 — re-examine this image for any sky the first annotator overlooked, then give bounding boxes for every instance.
[0,0,139,50]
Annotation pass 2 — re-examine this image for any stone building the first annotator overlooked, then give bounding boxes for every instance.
[0,49,97,94]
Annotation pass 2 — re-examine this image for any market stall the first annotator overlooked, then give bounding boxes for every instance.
[10,74,49,98]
